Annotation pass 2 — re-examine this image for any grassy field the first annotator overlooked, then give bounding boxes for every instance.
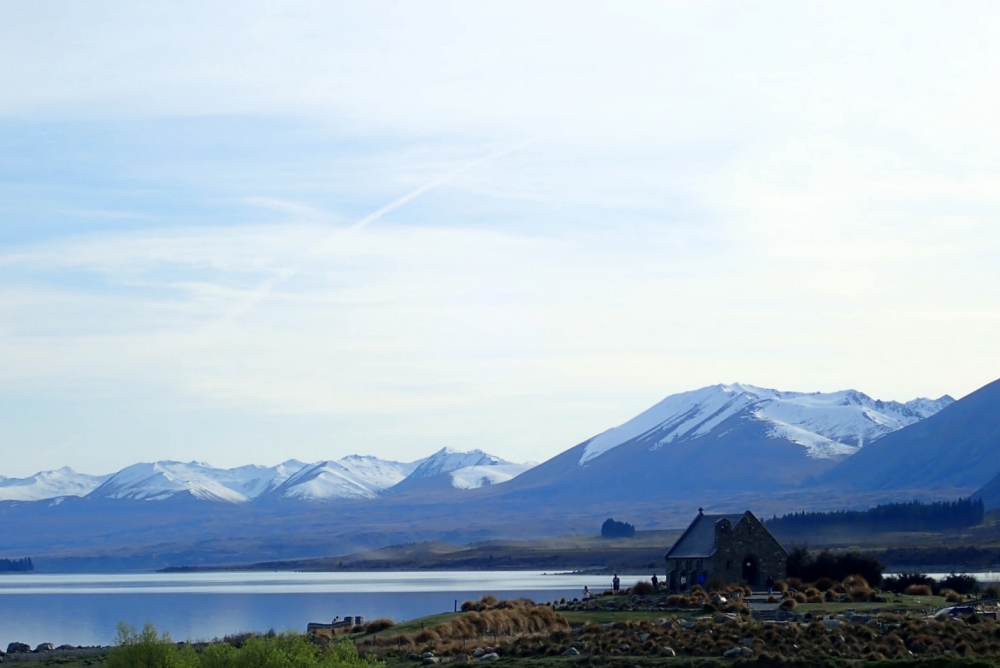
[175,530,686,573]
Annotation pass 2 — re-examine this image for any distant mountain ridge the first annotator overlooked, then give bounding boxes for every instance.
[0,467,111,502]
[580,383,953,465]
[0,382,959,507]
[0,378,989,572]
[820,377,1000,494]
[1,448,532,505]
[500,383,955,502]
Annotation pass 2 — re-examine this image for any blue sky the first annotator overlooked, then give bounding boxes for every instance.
[1,1,999,476]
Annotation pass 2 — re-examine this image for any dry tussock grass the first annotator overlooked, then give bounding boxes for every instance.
[905,584,933,596]
[431,599,568,641]
[941,588,964,603]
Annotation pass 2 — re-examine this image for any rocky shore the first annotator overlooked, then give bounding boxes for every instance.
[2,643,109,663]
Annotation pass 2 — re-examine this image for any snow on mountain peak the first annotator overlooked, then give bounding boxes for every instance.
[579,383,954,465]
[448,462,538,489]
[0,467,111,502]
[270,456,414,501]
[408,448,509,480]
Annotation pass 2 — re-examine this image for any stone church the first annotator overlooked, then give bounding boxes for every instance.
[664,509,787,590]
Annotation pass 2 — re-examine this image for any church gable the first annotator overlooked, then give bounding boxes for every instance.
[665,509,788,589]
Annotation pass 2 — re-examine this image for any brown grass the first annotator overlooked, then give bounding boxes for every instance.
[779,598,797,611]
[905,584,933,596]
[630,580,655,595]
[364,618,395,633]
[941,588,964,603]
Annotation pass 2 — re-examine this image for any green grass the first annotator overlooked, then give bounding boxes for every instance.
[558,609,678,625]
[353,612,462,638]
[794,593,949,614]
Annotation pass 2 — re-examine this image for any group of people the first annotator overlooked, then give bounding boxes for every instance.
[580,572,776,599]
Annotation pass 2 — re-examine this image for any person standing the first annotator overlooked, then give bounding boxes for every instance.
[583,585,590,602]
[766,575,775,596]
[680,573,687,591]
[612,573,620,594]
[651,573,659,591]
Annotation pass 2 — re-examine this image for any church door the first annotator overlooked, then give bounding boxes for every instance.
[742,556,759,586]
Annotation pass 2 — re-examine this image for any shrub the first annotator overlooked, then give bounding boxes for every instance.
[882,572,936,594]
[940,574,979,595]
[983,584,1000,600]
[460,600,478,612]
[631,580,654,595]
[787,545,883,585]
[601,518,636,538]
[941,588,964,603]
[905,584,933,596]
[779,598,797,611]
[850,588,875,602]
[105,622,193,668]
[365,619,395,634]
[414,629,440,645]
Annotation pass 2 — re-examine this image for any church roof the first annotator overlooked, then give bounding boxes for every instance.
[665,511,747,559]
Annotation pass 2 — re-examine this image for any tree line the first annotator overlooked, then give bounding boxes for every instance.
[0,557,33,572]
[766,498,984,534]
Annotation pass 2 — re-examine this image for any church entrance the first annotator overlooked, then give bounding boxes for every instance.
[742,555,759,586]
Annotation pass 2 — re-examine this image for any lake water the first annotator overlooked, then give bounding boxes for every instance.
[0,571,614,648]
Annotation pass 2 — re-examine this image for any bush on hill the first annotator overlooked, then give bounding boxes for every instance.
[107,622,383,668]
[601,518,636,538]
[786,546,883,586]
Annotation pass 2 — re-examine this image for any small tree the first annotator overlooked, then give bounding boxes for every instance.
[105,622,197,668]
[601,518,636,538]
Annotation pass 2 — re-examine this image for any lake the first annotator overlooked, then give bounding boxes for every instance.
[0,571,614,648]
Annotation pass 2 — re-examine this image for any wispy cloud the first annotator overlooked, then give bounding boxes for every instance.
[0,1,998,475]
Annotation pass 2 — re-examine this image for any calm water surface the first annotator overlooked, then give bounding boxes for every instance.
[0,571,612,647]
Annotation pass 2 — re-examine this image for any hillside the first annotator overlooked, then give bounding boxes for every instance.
[818,377,1000,493]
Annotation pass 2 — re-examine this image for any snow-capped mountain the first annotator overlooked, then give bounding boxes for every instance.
[212,460,309,499]
[267,456,418,501]
[88,461,265,503]
[504,382,954,502]
[0,467,110,502]
[407,448,508,479]
[386,447,524,495]
[0,449,525,505]
[448,462,538,489]
[580,383,954,465]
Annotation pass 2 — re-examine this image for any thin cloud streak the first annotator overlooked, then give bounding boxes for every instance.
[214,138,537,327]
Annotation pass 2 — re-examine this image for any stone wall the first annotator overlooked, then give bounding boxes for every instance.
[711,512,787,586]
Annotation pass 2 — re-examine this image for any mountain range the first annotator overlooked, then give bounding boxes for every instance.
[2,378,998,571]
[0,448,532,504]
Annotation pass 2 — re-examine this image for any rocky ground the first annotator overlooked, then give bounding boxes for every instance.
[1,644,109,664]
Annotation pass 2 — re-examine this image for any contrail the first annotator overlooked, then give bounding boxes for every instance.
[215,138,536,325]
[347,138,536,233]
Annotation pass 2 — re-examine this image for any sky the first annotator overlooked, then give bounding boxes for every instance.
[1,1,999,477]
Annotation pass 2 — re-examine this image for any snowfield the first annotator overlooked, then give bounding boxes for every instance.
[579,383,953,465]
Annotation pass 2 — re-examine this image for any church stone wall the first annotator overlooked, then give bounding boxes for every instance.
[711,513,787,585]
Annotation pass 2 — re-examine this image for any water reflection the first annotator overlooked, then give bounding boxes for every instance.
[0,571,612,647]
